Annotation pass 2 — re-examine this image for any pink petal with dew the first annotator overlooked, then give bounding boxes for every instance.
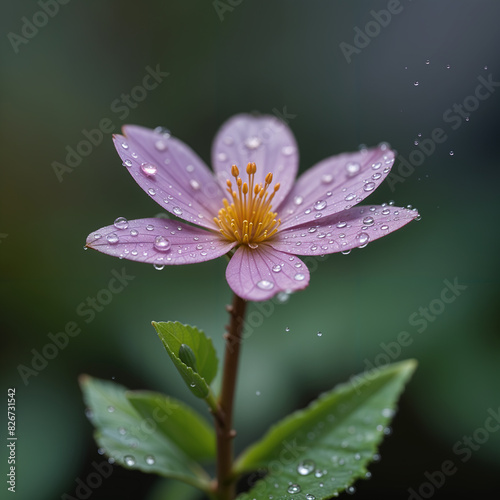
[225,244,310,302]
[270,205,419,256]
[278,146,395,230]
[86,218,236,266]
[114,126,224,230]
[211,114,299,208]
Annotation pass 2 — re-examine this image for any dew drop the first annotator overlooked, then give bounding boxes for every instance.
[124,455,136,466]
[114,217,129,230]
[245,136,261,149]
[294,273,305,281]
[189,179,200,190]
[130,229,139,237]
[371,162,381,170]
[317,331,323,337]
[154,264,164,270]
[306,495,316,500]
[314,200,327,211]
[344,193,356,201]
[446,64,451,69]
[140,162,157,176]
[217,152,227,161]
[341,249,351,255]
[123,159,132,167]
[118,427,126,435]
[148,187,156,196]
[155,140,167,151]
[425,59,430,65]
[294,195,304,206]
[107,406,115,413]
[257,280,274,290]
[285,326,290,332]
[287,484,301,494]
[346,486,356,495]
[449,150,454,156]
[362,216,374,226]
[282,145,295,156]
[297,459,316,476]
[172,207,183,216]
[106,233,119,244]
[145,455,156,465]
[146,224,155,231]
[363,182,376,192]
[414,81,419,86]
[380,224,389,230]
[345,162,361,176]
[121,142,129,150]
[321,174,334,184]
[358,232,369,246]
[272,264,282,273]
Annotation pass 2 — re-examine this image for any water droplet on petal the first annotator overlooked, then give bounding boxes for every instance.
[124,455,136,466]
[272,264,282,273]
[321,174,334,184]
[106,233,119,244]
[245,136,261,149]
[314,200,327,211]
[140,162,157,176]
[173,207,183,216]
[257,280,274,290]
[114,217,129,230]
[363,182,376,192]
[381,224,389,230]
[358,232,370,246]
[282,145,295,156]
[287,484,301,494]
[294,273,305,281]
[344,193,356,201]
[189,179,200,190]
[294,195,304,206]
[155,140,167,151]
[362,216,374,226]
[121,142,129,150]
[154,264,164,270]
[346,162,361,176]
[148,188,156,196]
[154,235,171,252]
[146,224,154,231]
[123,159,132,167]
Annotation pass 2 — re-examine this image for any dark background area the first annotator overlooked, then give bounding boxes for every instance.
[1,1,499,499]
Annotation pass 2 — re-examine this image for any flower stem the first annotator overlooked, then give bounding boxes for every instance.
[214,293,247,500]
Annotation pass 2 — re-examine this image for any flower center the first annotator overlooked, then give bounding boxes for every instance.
[214,162,281,246]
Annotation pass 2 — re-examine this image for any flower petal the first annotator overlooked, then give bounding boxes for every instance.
[278,146,395,230]
[225,244,310,301]
[114,126,225,230]
[270,205,418,255]
[86,218,236,265]
[211,114,299,207]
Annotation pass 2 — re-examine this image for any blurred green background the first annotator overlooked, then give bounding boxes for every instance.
[1,0,499,498]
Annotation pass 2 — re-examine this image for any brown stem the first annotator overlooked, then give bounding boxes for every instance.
[214,293,247,500]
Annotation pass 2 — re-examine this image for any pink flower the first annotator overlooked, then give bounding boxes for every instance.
[86,114,418,301]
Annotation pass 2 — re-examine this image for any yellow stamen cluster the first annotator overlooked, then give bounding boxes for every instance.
[214,162,281,246]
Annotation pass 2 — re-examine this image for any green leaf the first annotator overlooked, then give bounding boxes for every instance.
[234,359,417,500]
[79,375,212,491]
[128,391,215,461]
[152,321,218,400]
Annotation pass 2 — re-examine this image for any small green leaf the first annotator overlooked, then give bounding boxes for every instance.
[127,391,215,461]
[79,375,212,491]
[234,360,417,500]
[152,321,218,399]
[179,344,199,373]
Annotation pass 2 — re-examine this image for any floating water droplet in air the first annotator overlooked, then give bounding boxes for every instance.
[140,162,157,176]
[425,59,430,65]
[287,484,301,494]
[257,280,274,290]
[317,331,322,337]
[414,81,419,86]
[297,459,316,476]
[106,233,119,244]
[285,326,290,332]
[449,150,454,156]
[446,64,451,69]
